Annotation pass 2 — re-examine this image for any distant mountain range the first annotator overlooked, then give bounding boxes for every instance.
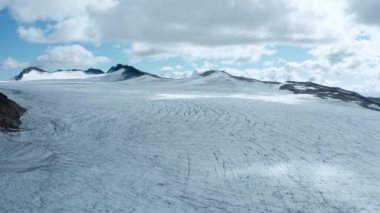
[12,64,380,112]
[14,67,105,81]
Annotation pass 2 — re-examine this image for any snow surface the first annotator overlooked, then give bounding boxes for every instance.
[19,70,104,81]
[0,77,379,212]
[293,85,317,91]
[153,93,314,104]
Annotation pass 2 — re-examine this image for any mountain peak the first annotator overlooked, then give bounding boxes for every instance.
[107,64,160,80]
[199,70,267,84]
[107,64,124,73]
[199,70,229,77]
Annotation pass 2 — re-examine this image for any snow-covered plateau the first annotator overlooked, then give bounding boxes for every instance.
[0,69,379,212]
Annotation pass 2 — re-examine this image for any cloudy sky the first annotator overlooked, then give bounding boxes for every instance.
[1,0,380,95]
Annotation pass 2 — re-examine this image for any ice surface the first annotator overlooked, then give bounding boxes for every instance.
[153,93,315,104]
[0,77,379,212]
[0,138,55,173]
[19,70,103,81]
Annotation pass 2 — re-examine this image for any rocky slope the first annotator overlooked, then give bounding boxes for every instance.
[0,92,26,131]
[279,81,380,111]
[107,64,160,79]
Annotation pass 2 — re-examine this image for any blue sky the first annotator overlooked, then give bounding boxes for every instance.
[1,0,380,96]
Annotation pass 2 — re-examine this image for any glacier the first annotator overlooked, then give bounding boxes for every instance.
[0,71,379,212]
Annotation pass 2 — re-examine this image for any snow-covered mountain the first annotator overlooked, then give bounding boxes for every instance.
[11,65,380,112]
[0,64,379,212]
[14,67,105,81]
[14,67,47,81]
[107,64,160,80]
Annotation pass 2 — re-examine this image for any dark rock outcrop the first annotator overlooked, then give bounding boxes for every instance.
[55,68,104,74]
[0,92,26,131]
[200,71,380,112]
[107,64,160,80]
[56,69,82,72]
[14,67,47,81]
[368,97,380,105]
[280,81,380,111]
[199,70,227,77]
[85,68,104,75]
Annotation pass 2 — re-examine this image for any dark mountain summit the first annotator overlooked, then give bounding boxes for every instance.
[85,68,104,75]
[107,64,128,73]
[199,70,228,77]
[0,92,26,131]
[107,64,160,79]
[14,67,47,81]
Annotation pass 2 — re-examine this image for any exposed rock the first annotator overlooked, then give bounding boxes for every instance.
[54,68,104,74]
[107,64,160,80]
[280,81,380,111]
[368,97,380,105]
[0,92,26,131]
[85,68,104,75]
[107,64,127,73]
[199,70,228,77]
[56,69,82,72]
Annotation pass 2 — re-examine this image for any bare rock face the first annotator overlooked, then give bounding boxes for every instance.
[280,81,380,111]
[107,64,160,80]
[85,68,104,75]
[0,93,26,131]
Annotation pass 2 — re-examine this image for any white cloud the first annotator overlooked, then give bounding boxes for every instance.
[161,65,183,72]
[2,1,376,57]
[1,0,355,46]
[128,42,274,63]
[1,57,29,70]
[18,17,101,43]
[1,0,117,23]
[4,0,367,66]
[218,35,380,95]
[348,0,380,26]
[223,66,303,83]
[160,70,195,79]
[35,45,110,69]
[1,45,110,71]
[160,65,194,79]
[17,26,47,43]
